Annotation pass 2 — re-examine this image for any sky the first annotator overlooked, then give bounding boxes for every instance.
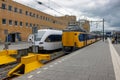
[13,0,120,31]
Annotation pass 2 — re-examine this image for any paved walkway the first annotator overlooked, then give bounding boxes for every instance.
[13,39,120,80]
[113,44,120,56]
[0,42,32,50]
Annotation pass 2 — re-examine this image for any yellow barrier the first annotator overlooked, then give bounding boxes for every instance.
[0,50,17,56]
[8,53,51,77]
[0,50,17,65]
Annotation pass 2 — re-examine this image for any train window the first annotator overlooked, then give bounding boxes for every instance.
[45,35,62,42]
[35,31,46,41]
[45,35,53,42]
[79,34,85,41]
[55,35,62,41]
[87,34,95,40]
[87,35,90,40]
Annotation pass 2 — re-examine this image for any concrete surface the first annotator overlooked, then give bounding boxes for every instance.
[0,42,32,50]
[13,40,116,80]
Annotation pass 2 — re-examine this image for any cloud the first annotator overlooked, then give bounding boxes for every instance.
[14,0,120,31]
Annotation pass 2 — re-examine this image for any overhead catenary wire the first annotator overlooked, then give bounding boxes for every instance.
[49,0,73,15]
[37,1,64,15]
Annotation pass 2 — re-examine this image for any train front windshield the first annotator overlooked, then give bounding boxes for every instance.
[35,31,46,41]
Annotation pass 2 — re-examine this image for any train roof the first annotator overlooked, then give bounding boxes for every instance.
[38,29,62,32]
[63,25,86,32]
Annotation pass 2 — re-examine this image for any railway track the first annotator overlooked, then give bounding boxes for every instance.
[0,63,18,80]
[0,50,66,80]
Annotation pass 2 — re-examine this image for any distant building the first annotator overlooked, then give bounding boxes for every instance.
[57,15,77,26]
[57,16,90,32]
[77,19,90,32]
[0,0,73,42]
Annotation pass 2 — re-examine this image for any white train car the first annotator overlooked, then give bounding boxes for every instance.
[28,34,34,43]
[34,29,62,51]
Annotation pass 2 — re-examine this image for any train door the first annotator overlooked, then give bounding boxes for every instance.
[82,34,87,46]
[84,34,87,46]
[79,34,86,47]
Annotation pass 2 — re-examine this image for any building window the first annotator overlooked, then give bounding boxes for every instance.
[15,21,18,26]
[9,20,12,25]
[2,0,7,1]
[14,7,17,12]
[46,17,48,21]
[26,22,28,27]
[8,5,12,11]
[36,15,38,18]
[53,20,56,23]
[19,9,22,14]
[43,16,45,20]
[30,12,32,16]
[2,3,6,9]
[40,16,42,19]
[32,13,35,17]
[48,18,50,21]
[30,23,32,27]
[26,11,28,15]
[33,24,35,27]
[20,22,23,26]
[37,24,39,27]
[2,18,6,24]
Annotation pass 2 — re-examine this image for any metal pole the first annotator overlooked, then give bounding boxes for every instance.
[33,33,36,53]
[103,18,104,41]
[32,27,36,53]
[32,27,38,53]
[4,30,9,49]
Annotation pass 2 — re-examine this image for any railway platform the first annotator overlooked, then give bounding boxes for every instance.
[13,39,120,80]
[0,42,32,50]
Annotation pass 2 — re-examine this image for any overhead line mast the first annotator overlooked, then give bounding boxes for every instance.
[90,19,105,41]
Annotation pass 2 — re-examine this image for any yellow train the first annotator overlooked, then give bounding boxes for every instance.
[62,25,100,53]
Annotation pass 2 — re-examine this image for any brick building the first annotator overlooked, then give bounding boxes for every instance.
[0,0,69,42]
[77,19,90,32]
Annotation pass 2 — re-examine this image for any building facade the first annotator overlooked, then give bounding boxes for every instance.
[0,0,68,42]
[77,19,90,32]
[57,15,77,26]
